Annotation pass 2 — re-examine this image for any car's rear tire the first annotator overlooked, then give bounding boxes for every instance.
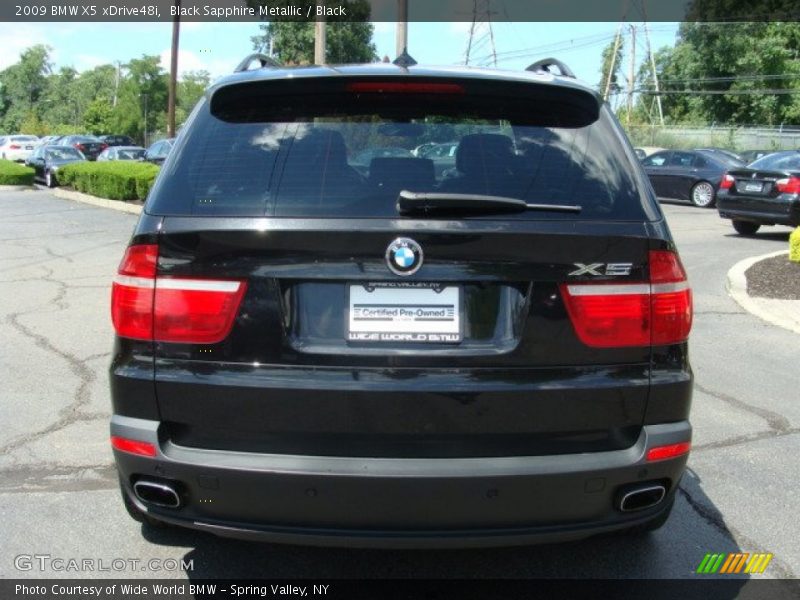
[690,181,716,208]
[732,220,760,236]
[120,478,168,528]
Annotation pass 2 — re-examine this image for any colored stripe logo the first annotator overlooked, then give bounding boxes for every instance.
[696,552,773,574]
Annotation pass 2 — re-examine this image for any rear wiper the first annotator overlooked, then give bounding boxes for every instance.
[397,190,582,216]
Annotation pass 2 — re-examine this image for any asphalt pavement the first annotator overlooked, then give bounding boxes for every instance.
[0,189,798,581]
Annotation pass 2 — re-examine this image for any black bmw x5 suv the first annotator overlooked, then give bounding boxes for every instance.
[110,56,693,547]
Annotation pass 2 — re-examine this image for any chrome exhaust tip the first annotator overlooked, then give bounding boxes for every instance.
[133,480,181,509]
[618,484,666,512]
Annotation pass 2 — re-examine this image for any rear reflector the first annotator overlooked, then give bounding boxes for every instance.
[560,250,692,347]
[646,441,691,462]
[346,82,465,94]
[720,173,734,190]
[111,436,156,457]
[775,176,800,194]
[111,244,247,344]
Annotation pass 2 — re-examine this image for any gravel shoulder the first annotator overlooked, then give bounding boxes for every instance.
[746,254,800,300]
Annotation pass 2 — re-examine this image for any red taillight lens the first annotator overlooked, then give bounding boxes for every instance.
[154,279,247,344]
[111,436,156,457]
[775,176,800,194]
[111,244,246,344]
[720,173,734,190]
[9,144,21,150]
[346,82,465,94]
[560,250,692,348]
[646,441,691,462]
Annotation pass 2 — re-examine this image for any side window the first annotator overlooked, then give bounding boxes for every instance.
[669,152,694,167]
[643,153,669,167]
[148,143,163,157]
[693,155,708,168]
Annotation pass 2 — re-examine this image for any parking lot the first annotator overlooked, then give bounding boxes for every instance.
[0,189,797,580]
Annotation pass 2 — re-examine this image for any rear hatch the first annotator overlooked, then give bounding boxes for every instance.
[132,72,685,459]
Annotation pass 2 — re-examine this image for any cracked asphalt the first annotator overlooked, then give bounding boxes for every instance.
[0,190,798,582]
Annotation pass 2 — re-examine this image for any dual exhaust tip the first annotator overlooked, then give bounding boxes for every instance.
[618,484,666,512]
[133,479,182,509]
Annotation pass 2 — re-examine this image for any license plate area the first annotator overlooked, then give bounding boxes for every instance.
[742,182,764,193]
[348,283,462,343]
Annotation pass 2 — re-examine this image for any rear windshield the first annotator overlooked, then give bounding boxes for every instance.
[148,79,646,220]
[46,147,82,160]
[749,152,800,171]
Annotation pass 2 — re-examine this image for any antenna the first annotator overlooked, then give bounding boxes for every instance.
[464,0,497,67]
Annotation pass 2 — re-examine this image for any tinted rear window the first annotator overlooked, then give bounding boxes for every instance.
[148,78,646,220]
[749,152,800,171]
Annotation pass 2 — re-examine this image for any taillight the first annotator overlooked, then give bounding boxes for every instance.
[720,173,734,190]
[111,244,247,344]
[9,144,21,150]
[111,435,156,457]
[646,441,691,462]
[775,176,800,194]
[560,250,692,347]
[346,82,465,94]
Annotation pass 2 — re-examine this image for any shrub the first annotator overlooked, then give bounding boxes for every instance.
[56,161,160,201]
[790,227,800,264]
[0,159,35,186]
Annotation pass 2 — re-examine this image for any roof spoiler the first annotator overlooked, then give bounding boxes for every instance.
[525,58,576,79]
[234,53,282,73]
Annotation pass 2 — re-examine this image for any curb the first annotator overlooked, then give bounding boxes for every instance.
[52,188,143,215]
[0,184,35,192]
[727,250,800,335]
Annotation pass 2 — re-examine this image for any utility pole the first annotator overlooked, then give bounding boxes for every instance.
[396,0,408,57]
[314,0,326,65]
[167,0,180,138]
[464,0,497,67]
[113,61,122,107]
[627,24,636,128]
[141,93,148,147]
[603,25,623,102]
[643,21,664,126]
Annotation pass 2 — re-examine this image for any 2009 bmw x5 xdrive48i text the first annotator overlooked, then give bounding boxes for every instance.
[109,57,692,547]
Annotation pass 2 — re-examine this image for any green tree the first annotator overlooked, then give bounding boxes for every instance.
[0,45,52,132]
[599,35,624,100]
[248,0,376,64]
[654,22,800,126]
[176,70,210,128]
[83,98,114,134]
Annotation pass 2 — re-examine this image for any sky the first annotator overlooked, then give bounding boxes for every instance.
[0,21,680,89]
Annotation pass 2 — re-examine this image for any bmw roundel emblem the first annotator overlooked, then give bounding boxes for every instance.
[386,238,423,276]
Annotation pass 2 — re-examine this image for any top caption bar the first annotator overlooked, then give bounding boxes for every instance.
[3,0,800,22]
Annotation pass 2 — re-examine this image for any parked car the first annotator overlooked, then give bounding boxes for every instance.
[57,135,107,161]
[34,135,61,148]
[351,146,413,176]
[694,147,744,163]
[633,147,647,160]
[25,145,85,187]
[641,149,743,207]
[0,135,39,161]
[142,138,174,165]
[636,146,667,158]
[738,149,772,164]
[717,150,800,235]
[418,141,458,177]
[100,134,137,147]
[110,56,692,546]
[97,146,146,161]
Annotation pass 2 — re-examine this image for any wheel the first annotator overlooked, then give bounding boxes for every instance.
[120,478,168,528]
[690,181,716,208]
[45,170,55,188]
[732,220,760,236]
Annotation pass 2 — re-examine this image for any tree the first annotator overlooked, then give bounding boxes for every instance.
[83,98,114,134]
[652,22,800,126]
[176,70,210,128]
[598,35,624,102]
[0,45,52,132]
[248,0,376,65]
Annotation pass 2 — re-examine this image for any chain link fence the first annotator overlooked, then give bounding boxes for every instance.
[625,125,800,152]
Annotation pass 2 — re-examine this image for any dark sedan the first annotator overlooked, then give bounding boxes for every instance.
[142,138,175,165]
[25,145,86,187]
[58,135,108,161]
[717,150,800,235]
[100,134,136,147]
[641,149,743,208]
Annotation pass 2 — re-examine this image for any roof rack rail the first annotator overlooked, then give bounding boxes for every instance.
[525,58,575,79]
[234,53,281,73]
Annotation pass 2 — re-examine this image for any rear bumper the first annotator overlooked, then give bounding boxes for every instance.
[112,415,690,548]
[717,195,800,226]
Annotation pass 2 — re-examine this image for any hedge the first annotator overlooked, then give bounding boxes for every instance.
[0,159,35,185]
[56,161,160,201]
